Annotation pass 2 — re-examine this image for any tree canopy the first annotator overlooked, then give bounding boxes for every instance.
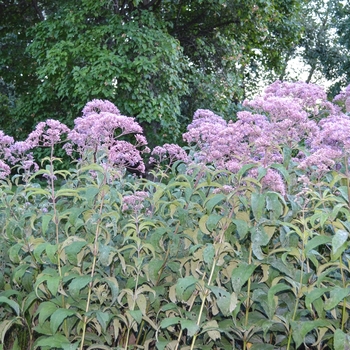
[1,0,346,145]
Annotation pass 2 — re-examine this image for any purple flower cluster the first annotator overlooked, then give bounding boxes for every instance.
[0,130,38,178]
[26,119,70,148]
[122,191,149,213]
[333,85,350,113]
[65,99,148,173]
[184,81,350,193]
[150,143,189,166]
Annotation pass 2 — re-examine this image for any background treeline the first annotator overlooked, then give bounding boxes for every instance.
[0,0,350,145]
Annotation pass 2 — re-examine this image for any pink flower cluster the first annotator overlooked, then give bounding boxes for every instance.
[26,119,70,148]
[64,99,148,173]
[150,143,189,165]
[122,191,149,213]
[333,85,350,113]
[184,81,350,193]
[0,131,38,178]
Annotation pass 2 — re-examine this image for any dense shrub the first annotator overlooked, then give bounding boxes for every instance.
[0,81,350,349]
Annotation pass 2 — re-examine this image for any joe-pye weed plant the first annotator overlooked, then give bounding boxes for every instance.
[0,82,350,349]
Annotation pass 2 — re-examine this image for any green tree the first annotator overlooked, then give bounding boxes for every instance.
[1,0,304,144]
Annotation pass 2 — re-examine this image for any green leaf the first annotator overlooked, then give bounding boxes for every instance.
[34,334,72,349]
[267,283,291,319]
[129,309,142,324]
[104,277,119,306]
[334,329,350,350]
[36,301,57,325]
[0,296,20,316]
[46,275,60,296]
[324,287,350,311]
[269,163,290,185]
[237,163,257,179]
[175,276,197,301]
[251,192,266,221]
[179,319,199,337]
[99,244,116,266]
[96,310,110,331]
[250,345,274,350]
[251,227,270,260]
[206,213,222,231]
[0,319,22,344]
[291,319,332,348]
[305,288,329,311]
[231,263,257,294]
[69,275,91,298]
[209,286,237,316]
[232,219,249,239]
[160,317,181,329]
[41,214,53,235]
[148,259,164,284]
[46,244,58,264]
[204,193,226,213]
[266,192,283,218]
[331,230,348,261]
[203,244,215,265]
[305,235,332,255]
[50,308,76,334]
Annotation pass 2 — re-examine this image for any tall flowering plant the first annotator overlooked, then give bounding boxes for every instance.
[184,81,350,195]
[64,99,149,176]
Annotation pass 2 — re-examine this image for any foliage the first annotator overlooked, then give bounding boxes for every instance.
[1,82,350,349]
[0,0,304,144]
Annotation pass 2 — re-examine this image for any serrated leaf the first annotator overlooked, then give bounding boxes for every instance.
[160,317,181,329]
[46,275,60,296]
[99,244,116,266]
[204,194,226,213]
[252,227,270,260]
[136,294,147,315]
[104,277,119,306]
[34,334,72,349]
[305,288,329,311]
[331,230,348,261]
[36,301,57,325]
[267,283,291,319]
[50,308,76,334]
[0,319,22,344]
[202,320,220,341]
[41,214,53,235]
[96,310,109,331]
[69,275,91,298]
[203,244,215,265]
[179,319,199,337]
[266,192,283,218]
[251,192,266,221]
[231,263,257,294]
[209,286,236,316]
[175,276,197,301]
[206,213,222,231]
[324,287,350,311]
[334,329,350,350]
[0,296,20,316]
[305,235,332,255]
[291,319,332,348]
[232,219,249,239]
[148,259,164,284]
[46,244,58,263]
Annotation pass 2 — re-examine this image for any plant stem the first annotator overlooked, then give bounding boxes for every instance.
[79,189,105,350]
[340,258,347,331]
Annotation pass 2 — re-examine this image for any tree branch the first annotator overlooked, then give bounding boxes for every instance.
[31,0,45,21]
